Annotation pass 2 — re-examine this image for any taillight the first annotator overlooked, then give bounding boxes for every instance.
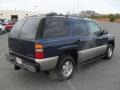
[35,43,44,59]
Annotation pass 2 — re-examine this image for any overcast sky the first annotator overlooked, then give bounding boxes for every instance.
[0,0,120,14]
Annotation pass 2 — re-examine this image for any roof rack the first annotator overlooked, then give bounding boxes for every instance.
[29,13,70,17]
[46,13,69,17]
[29,14,45,17]
[29,14,92,20]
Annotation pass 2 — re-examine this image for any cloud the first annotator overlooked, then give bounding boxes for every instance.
[0,0,119,14]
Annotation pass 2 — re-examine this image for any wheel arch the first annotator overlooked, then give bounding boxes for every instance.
[58,49,78,65]
[108,40,115,50]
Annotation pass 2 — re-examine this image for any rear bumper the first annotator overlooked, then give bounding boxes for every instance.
[6,53,58,72]
[6,54,40,72]
[35,56,58,71]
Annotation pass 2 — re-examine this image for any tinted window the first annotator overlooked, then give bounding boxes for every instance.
[10,19,25,38]
[44,17,70,38]
[20,18,41,40]
[73,20,89,36]
[88,21,102,36]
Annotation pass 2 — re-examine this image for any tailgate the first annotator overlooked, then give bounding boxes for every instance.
[8,17,44,61]
[9,38,35,61]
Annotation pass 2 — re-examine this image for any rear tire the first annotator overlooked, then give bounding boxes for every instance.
[56,55,75,81]
[104,44,113,60]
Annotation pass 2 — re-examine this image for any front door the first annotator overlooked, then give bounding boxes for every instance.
[87,21,108,57]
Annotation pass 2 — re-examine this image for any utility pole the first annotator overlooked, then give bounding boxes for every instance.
[77,0,79,16]
[33,5,38,14]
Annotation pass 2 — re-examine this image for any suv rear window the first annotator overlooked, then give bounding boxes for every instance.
[10,19,25,38]
[20,18,41,40]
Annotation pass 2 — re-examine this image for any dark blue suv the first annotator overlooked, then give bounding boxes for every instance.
[6,15,115,80]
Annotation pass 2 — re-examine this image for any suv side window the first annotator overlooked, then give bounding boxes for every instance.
[43,17,70,38]
[73,20,89,36]
[87,21,102,36]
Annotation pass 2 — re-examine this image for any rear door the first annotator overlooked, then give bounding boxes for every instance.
[72,19,95,61]
[43,17,71,58]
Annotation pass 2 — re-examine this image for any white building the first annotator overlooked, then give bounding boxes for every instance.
[0,10,34,20]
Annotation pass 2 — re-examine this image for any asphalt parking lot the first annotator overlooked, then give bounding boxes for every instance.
[0,22,120,90]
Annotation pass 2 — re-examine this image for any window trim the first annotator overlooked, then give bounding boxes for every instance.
[35,18,46,39]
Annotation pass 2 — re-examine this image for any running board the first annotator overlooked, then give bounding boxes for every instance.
[78,55,104,66]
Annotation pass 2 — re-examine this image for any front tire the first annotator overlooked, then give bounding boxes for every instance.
[104,44,113,60]
[56,55,75,81]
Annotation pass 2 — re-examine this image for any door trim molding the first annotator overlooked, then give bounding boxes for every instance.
[78,45,108,60]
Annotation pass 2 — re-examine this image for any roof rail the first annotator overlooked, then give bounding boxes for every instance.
[29,14,45,17]
[46,13,69,17]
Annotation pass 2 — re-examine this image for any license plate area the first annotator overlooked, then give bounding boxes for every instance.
[16,57,22,64]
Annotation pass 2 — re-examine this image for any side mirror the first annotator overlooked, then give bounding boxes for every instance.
[103,29,108,34]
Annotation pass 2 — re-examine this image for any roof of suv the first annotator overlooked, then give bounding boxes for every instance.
[27,15,93,22]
